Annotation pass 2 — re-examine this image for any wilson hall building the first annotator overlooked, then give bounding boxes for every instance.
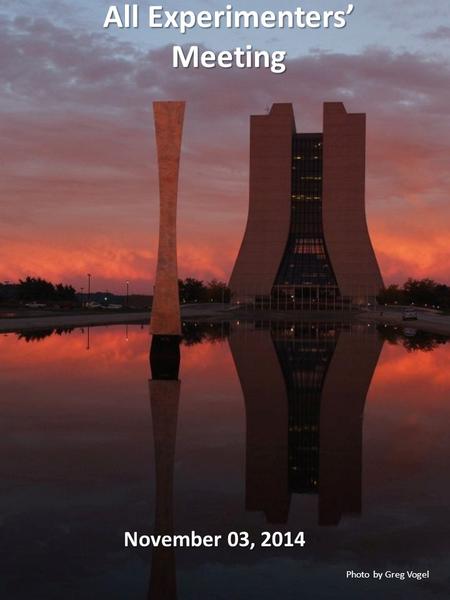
[229,103,383,310]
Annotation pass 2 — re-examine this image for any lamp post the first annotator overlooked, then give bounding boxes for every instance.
[80,286,84,308]
[126,280,129,308]
[87,273,91,305]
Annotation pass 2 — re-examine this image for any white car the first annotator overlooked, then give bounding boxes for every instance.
[403,327,417,337]
[102,303,123,310]
[402,309,417,321]
[85,301,101,308]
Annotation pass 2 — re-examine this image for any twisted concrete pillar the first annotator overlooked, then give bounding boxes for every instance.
[150,101,185,336]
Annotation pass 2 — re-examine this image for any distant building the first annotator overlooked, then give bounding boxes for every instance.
[229,103,383,308]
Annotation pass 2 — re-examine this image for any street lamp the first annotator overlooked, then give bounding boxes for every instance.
[87,273,92,305]
[126,280,129,308]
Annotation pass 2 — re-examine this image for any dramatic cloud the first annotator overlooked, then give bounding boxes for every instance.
[1,13,450,292]
[421,26,450,40]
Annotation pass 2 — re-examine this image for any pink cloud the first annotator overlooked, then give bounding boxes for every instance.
[1,16,450,292]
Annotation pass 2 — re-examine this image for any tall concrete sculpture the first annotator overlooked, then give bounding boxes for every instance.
[150,101,185,336]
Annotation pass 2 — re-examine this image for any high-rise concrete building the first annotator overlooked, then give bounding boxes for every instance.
[229,103,383,309]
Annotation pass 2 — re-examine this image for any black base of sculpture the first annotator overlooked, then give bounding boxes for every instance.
[150,335,181,380]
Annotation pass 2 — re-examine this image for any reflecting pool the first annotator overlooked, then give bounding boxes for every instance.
[1,321,449,599]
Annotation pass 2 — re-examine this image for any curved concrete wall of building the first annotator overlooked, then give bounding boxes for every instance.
[322,103,384,302]
[319,327,383,525]
[229,325,290,524]
[229,104,296,302]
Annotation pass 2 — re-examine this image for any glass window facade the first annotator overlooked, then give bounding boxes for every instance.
[272,133,340,309]
[272,322,338,494]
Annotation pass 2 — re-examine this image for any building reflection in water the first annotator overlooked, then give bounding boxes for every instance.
[148,335,180,600]
[146,321,382,596]
[229,321,383,526]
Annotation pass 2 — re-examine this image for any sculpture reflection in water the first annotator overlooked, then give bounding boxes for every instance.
[229,321,383,526]
[148,334,180,600]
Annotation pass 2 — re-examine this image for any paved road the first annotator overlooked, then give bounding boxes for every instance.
[360,308,450,336]
[0,312,151,332]
[0,304,232,332]
[1,305,449,336]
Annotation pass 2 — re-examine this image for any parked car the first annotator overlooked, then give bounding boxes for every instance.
[402,309,417,321]
[101,303,123,310]
[403,328,418,337]
[85,301,101,309]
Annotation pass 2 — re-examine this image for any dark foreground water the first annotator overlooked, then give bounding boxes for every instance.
[1,321,449,600]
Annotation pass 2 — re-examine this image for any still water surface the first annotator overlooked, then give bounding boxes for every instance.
[1,321,449,599]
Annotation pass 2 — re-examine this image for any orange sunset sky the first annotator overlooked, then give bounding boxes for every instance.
[1,1,449,294]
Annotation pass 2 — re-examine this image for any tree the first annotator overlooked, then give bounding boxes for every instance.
[17,277,76,302]
[205,279,230,303]
[18,277,55,301]
[403,278,438,306]
[435,284,450,310]
[178,278,207,303]
[377,278,450,310]
[178,278,230,303]
[55,283,76,301]
[377,284,404,305]
[377,325,448,351]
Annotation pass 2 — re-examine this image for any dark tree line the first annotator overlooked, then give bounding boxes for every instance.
[0,277,76,302]
[17,327,75,342]
[178,278,230,303]
[378,278,450,311]
[182,322,230,345]
[377,325,448,352]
